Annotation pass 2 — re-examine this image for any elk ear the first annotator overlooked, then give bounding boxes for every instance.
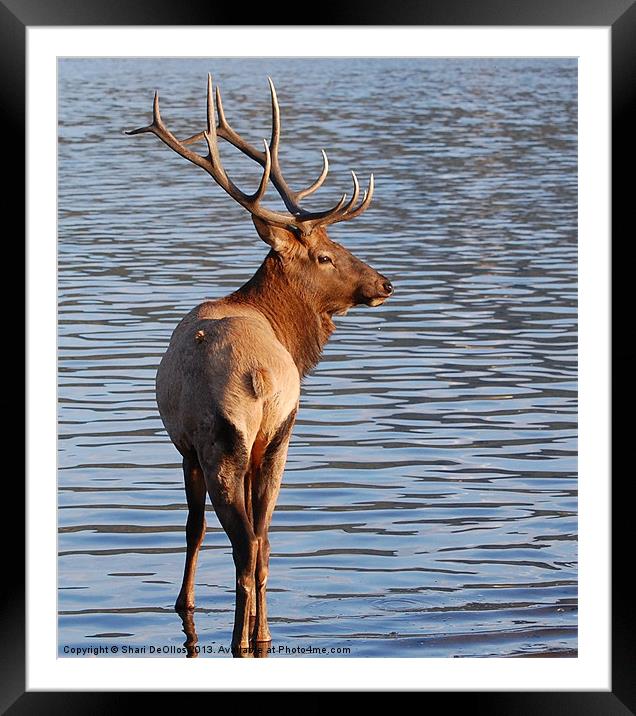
[252,217,299,254]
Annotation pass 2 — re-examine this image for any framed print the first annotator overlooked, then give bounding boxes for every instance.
[10,0,631,710]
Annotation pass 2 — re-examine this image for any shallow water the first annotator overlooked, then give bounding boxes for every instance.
[58,57,577,658]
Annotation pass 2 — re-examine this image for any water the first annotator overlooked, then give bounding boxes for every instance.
[58,57,577,658]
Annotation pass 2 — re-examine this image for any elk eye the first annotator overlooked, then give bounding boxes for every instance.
[318,255,333,265]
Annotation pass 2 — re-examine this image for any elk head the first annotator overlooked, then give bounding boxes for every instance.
[126,75,393,318]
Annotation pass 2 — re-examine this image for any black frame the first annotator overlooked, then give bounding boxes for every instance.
[9,0,631,710]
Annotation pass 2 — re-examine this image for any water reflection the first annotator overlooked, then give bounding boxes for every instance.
[177,609,271,658]
[177,610,198,658]
[58,57,577,658]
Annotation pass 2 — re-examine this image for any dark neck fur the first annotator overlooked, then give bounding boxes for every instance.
[228,252,335,377]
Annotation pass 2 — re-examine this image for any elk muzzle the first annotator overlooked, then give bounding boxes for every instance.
[358,274,394,307]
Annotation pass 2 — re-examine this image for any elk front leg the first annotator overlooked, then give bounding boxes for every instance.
[252,409,296,643]
[175,453,207,612]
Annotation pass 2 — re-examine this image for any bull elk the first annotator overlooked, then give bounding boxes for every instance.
[126,75,393,655]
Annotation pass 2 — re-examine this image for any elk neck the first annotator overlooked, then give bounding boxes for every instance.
[228,251,336,377]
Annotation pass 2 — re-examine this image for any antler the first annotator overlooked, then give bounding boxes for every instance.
[126,75,374,234]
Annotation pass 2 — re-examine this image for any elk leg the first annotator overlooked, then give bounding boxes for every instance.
[213,499,258,654]
[252,409,296,642]
[175,453,207,612]
[200,438,257,654]
[243,464,257,622]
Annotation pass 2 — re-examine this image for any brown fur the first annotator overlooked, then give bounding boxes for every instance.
[226,249,335,377]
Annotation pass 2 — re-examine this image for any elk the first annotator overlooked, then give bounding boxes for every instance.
[126,75,393,655]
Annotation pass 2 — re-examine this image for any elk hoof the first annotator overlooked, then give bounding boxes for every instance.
[232,641,254,658]
[254,625,272,642]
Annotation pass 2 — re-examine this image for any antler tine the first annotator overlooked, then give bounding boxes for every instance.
[204,76,222,169]
[265,77,306,214]
[202,132,272,204]
[214,84,264,162]
[268,77,281,166]
[180,131,206,146]
[342,171,360,214]
[253,140,273,203]
[300,173,374,230]
[124,90,162,137]
[125,90,212,176]
[267,78,333,205]
[215,85,229,131]
[177,83,249,148]
[166,82,229,148]
[340,173,374,221]
[307,192,349,219]
[343,173,374,220]
[296,149,330,202]
[206,73,215,133]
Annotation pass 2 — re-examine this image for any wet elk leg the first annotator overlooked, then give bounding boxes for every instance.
[201,447,258,653]
[175,452,207,612]
[251,410,296,642]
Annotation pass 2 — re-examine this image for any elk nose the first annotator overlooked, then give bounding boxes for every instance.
[382,280,394,296]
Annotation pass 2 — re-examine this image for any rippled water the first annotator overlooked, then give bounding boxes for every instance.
[58,57,577,658]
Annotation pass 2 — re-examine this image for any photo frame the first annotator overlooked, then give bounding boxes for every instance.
[11,0,630,709]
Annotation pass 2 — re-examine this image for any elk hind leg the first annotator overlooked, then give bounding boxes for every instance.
[200,429,258,654]
[246,433,268,624]
[243,459,257,623]
[252,409,296,642]
[175,451,207,612]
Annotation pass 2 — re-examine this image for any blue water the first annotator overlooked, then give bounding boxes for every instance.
[58,57,577,657]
